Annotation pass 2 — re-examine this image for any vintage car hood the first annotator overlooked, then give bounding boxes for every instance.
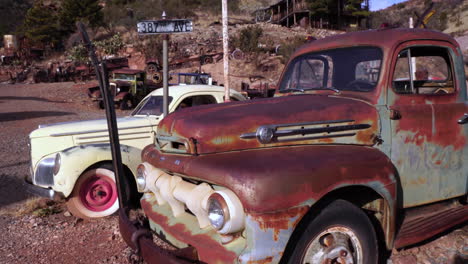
[30,116,155,138]
[157,94,380,154]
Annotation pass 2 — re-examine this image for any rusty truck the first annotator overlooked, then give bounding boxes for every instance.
[88,68,161,110]
[119,28,467,263]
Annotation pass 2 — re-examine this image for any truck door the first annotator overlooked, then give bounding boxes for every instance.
[388,41,467,207]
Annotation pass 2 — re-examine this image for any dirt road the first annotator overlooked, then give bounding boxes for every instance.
[0,82,133,264]
[0,82,466,264]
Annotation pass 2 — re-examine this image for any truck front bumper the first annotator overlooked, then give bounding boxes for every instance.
[23,179,64,200]
[118,209,199,264]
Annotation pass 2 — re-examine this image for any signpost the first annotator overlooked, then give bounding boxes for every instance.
[137,15,193,116]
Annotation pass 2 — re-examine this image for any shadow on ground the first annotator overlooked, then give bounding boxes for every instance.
[0,111,75,122]
[0,96,67,103]
[0,173,32,209]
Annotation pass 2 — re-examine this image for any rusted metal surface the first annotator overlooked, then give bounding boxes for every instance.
[129,28,467,263]
[143,145,397,214]
[156,95,380,154]
[394,204,468,248]
[112,68,145,75]
[118,210,197,264]
[141,199,244,264]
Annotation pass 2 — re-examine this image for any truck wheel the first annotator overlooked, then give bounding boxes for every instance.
[287,200,378,264]
[145,63,159,75]
[67,165,119,219]
[120,96,133,110]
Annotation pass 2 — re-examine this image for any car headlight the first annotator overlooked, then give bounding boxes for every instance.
[208,193,229,230]
[116,87,121,93]
[136,164,147,192]
[207,189,245,234]
[53,153,61,175]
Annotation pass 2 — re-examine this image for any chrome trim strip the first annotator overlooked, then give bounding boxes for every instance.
[240,119,356,139]
[240,119,370,144]
[50,125,153,137]
[275,132,356,143]
[75,136,152,145]
[75,131,152,140]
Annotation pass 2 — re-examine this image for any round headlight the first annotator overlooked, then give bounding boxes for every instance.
[53,153,61,175]
[207,193,229,230]
[256,126,274,144]
[136,164,147,192]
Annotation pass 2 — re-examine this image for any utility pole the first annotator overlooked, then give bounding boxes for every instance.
[162,11,169,116]
[222,0,230,101]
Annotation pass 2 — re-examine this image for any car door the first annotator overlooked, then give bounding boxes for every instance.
[388,41,468,207]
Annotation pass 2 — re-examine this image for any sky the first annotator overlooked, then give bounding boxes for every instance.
[370,0,407,11]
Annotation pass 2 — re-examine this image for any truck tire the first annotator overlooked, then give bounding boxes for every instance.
[145,63,159,75]
[287,200,378,264]
[67,165,119,219]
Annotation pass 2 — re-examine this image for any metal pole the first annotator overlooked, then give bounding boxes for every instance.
[162,11,169,116]
[76,22,128,208]
[222,0,230,102]
[409,17,416,81]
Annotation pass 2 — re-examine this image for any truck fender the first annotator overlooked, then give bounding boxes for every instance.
[52,143,142,197]
[115,91,129,101]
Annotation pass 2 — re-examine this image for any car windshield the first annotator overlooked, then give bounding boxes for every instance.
[279,46,382,93]
[132,96,173,116]
[114,73,135,81]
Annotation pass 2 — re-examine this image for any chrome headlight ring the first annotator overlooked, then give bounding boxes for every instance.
[207,189,245,234]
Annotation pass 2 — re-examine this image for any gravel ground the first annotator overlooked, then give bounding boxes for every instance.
[0,82,466,264]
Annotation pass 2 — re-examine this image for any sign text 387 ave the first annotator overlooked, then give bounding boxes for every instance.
[137,19,193,34]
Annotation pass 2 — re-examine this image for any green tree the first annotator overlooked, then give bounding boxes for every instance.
[59,0,104,35]
[23,1,61,46]
[0,0,32,38]
[308,0,336,18]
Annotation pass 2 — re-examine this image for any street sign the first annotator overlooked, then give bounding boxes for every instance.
[137,19,193,34]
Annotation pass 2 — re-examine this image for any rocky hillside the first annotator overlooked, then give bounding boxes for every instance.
[371,0,468,35]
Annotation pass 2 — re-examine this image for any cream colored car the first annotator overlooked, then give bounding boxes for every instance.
[25,85,245,218]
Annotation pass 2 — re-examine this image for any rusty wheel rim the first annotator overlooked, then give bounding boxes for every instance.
[302,226,363,264]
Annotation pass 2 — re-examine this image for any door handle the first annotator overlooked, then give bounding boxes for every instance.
[458,113,468,124]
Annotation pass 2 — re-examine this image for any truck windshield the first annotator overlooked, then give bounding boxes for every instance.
[132,96,173,116]
[279,46,382,93]
[114,74,135,81]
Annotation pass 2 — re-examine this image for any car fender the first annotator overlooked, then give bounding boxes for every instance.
[53,143,142,197]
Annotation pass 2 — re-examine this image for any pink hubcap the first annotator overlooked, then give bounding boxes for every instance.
[79,174,117,212]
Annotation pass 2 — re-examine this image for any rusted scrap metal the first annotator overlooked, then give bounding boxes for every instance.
[241,82,276,99]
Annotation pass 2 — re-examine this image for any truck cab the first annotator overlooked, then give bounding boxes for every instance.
[120,28,467,263]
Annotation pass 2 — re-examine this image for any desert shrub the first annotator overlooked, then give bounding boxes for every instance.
[277,36,307,63]
[231,25,263,53]
[94,33,124,56]
[67,44,89,63]
[396,3,406,9]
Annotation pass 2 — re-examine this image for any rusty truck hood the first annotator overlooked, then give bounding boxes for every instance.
[157,94,380,154]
